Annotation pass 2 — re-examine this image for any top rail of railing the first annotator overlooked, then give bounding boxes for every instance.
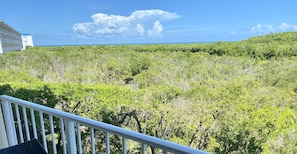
[0,95,207,154]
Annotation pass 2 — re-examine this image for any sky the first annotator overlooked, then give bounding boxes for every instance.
[1,0,297,45]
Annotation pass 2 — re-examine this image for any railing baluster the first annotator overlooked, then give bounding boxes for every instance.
[90,128,95,154]
[0,104,9,148]
[39,111,48,152]
[59,118,67,154]
[105,132,110,154]
[22,106,30,141]
[30,108,38,139]
[8,102,18,144]
[122,137,127,154]
[49,115,57,154]
[65,120,77,154]
[15,104,24,143]
[1,99,17,146]
[141,143,147,154]
[77,123,82,154]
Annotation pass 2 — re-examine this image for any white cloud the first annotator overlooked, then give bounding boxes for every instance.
[148,20,163,37]
[72,22,93,38]
[278,22,297,31]
[251,22,297,33]
[130,10,181,21]
[227,22,297,38]
[135,24,145,36]
[73,9,181,38]
[251,24,263,32]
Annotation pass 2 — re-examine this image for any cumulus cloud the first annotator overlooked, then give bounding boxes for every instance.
[229,22,297,37]
[72,22,93,38]
[148,21,163,37]
[73,9,181,38]
[135,24,145,36]
[251,24,263,32]
[278,23,297,31]
[252,22,297,33]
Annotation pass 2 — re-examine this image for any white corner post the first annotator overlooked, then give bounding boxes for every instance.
[65,120,77,154]
[1,99,17,146]
[0,104,9,148]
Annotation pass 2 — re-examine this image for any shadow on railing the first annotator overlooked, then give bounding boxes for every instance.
[0,95,207,154]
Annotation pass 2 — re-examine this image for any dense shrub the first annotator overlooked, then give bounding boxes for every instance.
[1,32,297,153]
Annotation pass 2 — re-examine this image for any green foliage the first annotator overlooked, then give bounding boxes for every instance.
[1,32,297,153]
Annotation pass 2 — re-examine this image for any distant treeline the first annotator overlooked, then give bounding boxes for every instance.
[133,32,297,59]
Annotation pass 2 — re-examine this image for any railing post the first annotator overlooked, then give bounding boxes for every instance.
[1,99,17,146]
[0,104,9,148]
[65,119,77,154]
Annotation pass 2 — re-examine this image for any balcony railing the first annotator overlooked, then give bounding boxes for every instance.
[0,95,207,154]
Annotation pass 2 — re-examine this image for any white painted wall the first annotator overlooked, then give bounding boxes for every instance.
[0,21,23,53]
[22,35,34,50]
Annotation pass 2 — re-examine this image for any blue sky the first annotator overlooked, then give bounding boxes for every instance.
[1,0,296,45]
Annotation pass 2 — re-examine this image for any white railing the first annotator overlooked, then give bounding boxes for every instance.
[0,95,207,154]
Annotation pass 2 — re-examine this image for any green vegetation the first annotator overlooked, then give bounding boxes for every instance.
[1,32,297,153]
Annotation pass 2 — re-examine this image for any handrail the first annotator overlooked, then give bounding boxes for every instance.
[0,95,207,154]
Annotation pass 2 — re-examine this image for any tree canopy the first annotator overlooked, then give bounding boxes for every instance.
[1,32,297,153]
